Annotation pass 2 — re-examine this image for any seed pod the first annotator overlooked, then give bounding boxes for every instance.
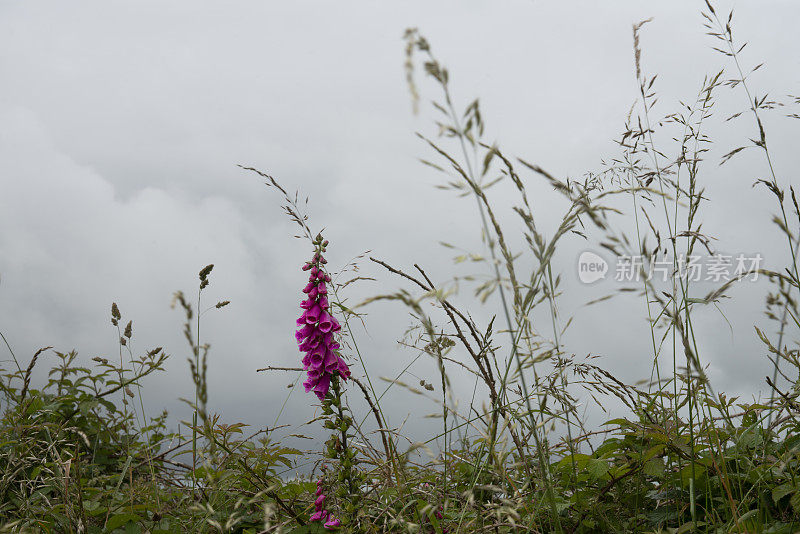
[111,302,121,325]
[198,264,214,280]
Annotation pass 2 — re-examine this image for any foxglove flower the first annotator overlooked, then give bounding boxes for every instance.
[324,516,341,529]
[296,241,350,400]
[310,478,339,529]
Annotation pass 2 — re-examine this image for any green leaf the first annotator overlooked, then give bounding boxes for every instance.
[82,500,101,513]
[602,418,632,427]
[772,483,794,504]
[557,453,591,469]
[790,491,800,513]
[287,524,327,534]
[677,520,706,532]
[106,513,140,531]
[736,509,758,525]
[586,458,610,481]
[643,457,665,477]
[676,464,706,488]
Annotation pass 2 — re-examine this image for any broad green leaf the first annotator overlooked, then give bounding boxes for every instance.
[586,458,610,481]
[106,513,140,531]
[772,482,794,504]
[643,457,665,477]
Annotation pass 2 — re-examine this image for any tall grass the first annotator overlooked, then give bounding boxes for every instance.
[2,2,799,532]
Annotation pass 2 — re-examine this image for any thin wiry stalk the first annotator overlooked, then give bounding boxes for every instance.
[404,35,565,529]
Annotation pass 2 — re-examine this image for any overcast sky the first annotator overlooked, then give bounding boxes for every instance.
[1,1,799,454]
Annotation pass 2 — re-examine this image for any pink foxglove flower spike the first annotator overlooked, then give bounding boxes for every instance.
[296,237,350,400]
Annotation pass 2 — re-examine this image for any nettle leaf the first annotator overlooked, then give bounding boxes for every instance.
[554,497,571,513]
[641,444,665,463]
[557,453,591,470]
[586,458,610,481]
[79,399,99,415]
[594,438,624,457]
[643,457,665,477]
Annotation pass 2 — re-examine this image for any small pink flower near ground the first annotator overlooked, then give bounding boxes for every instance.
[310,478,340,530]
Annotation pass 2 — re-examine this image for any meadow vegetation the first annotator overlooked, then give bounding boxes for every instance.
[2,3,800,532]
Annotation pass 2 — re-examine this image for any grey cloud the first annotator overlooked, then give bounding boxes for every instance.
[1,1,798,450]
